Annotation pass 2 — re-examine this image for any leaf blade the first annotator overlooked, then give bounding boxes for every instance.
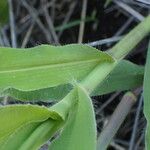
[0,44,113,95]
[1,60,143,101]
[0,104,57,140]
[0,87,78,149]
[49,85,97,150]
[92,60,144,96]
[144,41,150,150]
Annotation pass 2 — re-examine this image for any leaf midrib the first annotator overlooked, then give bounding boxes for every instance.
[0,58,109,74]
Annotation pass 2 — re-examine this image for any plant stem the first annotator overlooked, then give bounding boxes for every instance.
[97,92,137,150]
[78,0,87,43]
[81,61,117,94]
[108,15,150,60]
[81,15,150,93]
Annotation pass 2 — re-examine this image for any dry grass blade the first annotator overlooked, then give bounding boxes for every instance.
[114,0,145,21]
[78,0,87,43]
[97,92,137,150]
[8,0,17,47]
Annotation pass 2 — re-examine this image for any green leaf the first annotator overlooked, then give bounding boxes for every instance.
[0,105,59,140]
[0,44,113,97]
[1,83,73,102]
[1,60,143,102]
[92,60,144,96]
[0,88,78,150]
[0,0,8,27]
[0,119,62,150]
[144,41,150,150]
[0,44,143,102]
[49,85,97,150]
[0,122,40,149]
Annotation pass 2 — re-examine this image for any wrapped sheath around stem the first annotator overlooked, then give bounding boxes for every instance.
[81,15,150,94]
[108,15,150,60]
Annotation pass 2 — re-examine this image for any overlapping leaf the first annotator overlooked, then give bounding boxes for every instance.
[0,120,61,150]
[0,104,62,150]
[1,60,143,101]
[144,41,150,150]
[0,44,114,98]
[1,83,72,102]
[49,85,97,150]
[0,88,78,150]
[0,84,96,150]
[92,60,144,96]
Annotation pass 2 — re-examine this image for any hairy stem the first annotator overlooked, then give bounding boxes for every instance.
[81,15,150,94]
[81,61,117,94]
[108,15,150,60]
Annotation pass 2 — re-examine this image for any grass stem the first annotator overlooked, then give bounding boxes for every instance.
[97,92,137,150]
[108,15,150,60]
[82,15,150,93]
